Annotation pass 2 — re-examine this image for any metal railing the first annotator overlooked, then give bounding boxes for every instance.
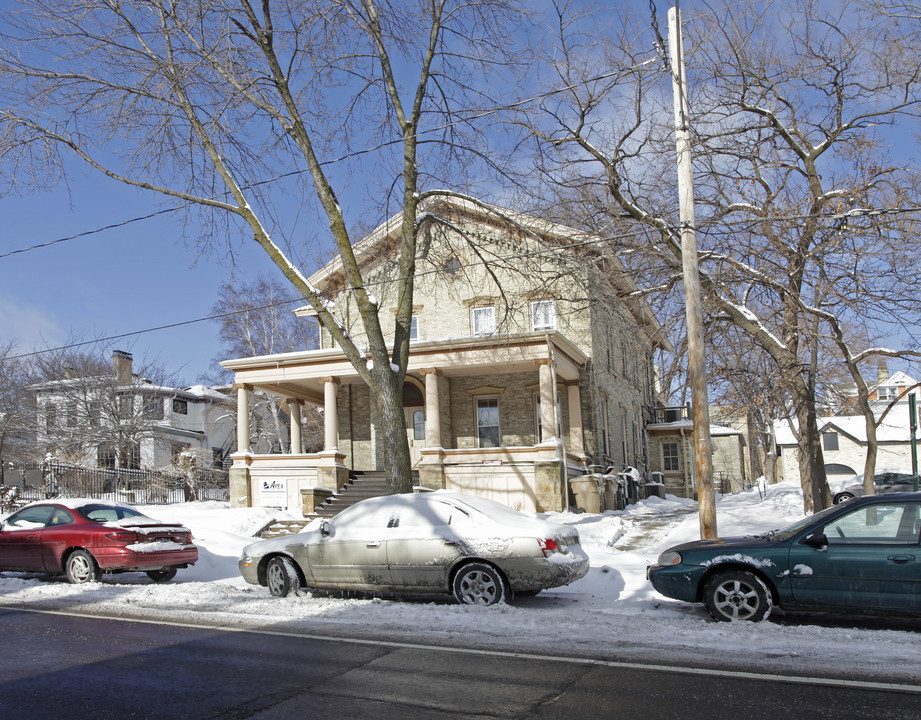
[0,460,229,507]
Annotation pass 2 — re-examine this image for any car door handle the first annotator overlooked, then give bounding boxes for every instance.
[26,535,39,541]
[444,540,458,546]
[887,555,915,564]
[366,541,381,548]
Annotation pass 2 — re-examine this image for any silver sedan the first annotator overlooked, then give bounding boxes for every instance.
[239,491,589,605]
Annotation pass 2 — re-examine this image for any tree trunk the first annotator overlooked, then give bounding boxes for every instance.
[374,369,413,495]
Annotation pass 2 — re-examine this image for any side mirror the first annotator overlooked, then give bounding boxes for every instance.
[802,531,828,549]
[319,520,333,537]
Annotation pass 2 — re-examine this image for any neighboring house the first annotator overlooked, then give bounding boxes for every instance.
[775,366,921,485]
[33,351,236,470]
[645,405,749,497]
[221,195,671,514]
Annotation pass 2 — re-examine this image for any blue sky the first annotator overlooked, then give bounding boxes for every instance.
[1,170,285,385]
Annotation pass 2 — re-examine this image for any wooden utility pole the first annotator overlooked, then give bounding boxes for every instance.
[668,4,717,539]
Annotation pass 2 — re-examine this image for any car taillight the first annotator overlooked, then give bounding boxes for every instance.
[105,531,138,543]
[538,538,560,557]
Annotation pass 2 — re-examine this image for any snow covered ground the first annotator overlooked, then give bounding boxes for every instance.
[2,481,920,683]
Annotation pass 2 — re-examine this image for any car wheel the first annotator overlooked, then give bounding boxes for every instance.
[65,549,100,584]
[146,567,178,583]
[703,570,772,622]
[833,492,855,504]
[452,562,508,606]
[266,556,300,598]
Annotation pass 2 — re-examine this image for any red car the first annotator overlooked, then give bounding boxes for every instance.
[0,499,198,583]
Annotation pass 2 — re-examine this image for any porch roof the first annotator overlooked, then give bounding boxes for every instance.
[220,331,588,405]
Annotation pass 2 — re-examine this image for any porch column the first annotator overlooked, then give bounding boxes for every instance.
[536,359,558,442]
[287,398,302,454]
[420,368,442,448]
[321,377,340,451]
[236,385,251,454]
[418,368,446,491]
[567,381,585,455]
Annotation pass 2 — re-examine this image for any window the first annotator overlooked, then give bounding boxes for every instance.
[877,386,898,401]
[822,432,839,452]
[45,404,57,430]
[118,395,134,420]
[472,306,495,336]
[824,503,920,545]
[444,257,462,274]
[599,397,609,456]
[143,396,164,420]
[413,410,425,441]
[662,442,680,472]
[172,398,188,415]
[97,444,116,469]
[410,315,420,341]
[88,402,100,427]
[476,397,501,448]
[530,300,557,331]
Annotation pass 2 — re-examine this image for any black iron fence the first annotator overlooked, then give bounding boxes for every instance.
[0,460,229,508]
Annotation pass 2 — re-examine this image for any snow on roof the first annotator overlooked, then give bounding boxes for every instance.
[774,412,913,445]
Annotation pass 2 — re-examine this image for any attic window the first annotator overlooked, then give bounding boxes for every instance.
[444,257,461,274]
[822,432,839,452]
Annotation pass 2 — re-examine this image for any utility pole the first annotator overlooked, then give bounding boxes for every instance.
[668,4,717,539]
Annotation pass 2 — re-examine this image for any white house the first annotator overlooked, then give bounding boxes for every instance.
[775,366,921,484]
[33,351,236,470]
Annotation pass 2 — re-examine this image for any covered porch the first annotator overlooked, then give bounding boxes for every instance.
[220,332,589,514]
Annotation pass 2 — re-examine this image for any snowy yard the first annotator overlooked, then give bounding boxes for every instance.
[2,481,920,682]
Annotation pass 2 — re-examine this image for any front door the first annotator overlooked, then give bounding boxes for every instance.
[405,407,425,468]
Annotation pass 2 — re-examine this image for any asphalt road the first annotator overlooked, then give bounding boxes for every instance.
[1,607,919,720]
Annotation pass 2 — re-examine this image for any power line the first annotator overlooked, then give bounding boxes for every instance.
[11,203,921,362]
[0,63,661,261]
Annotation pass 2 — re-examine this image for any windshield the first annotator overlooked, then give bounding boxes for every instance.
[772,503,842,541]
[77,505,146,523]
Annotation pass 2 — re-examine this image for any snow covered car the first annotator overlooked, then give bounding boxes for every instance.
[239,491,589,605]
[0,499,198,583]
[647,493,921,622]
[833,471,920,504]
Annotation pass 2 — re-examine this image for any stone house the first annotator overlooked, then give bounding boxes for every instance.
[645,405,749,498]
[221,196,670,514]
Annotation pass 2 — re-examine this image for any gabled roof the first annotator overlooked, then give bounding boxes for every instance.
[774,413,914,445]
[304,192,669,349]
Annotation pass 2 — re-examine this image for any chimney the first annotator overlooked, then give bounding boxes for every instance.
[877,361,890,384]
[113,350,133,385]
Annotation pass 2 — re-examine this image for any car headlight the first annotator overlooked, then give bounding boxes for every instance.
[656,550,682,566]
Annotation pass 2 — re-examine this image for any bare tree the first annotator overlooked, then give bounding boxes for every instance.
[209,275,322,454]
[515,0,921,511]
[0,342,33,462]
[29,347,176,470]
[0,0,528,494]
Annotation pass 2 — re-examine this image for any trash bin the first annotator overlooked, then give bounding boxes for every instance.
[644,482,666,499]
[602,474,622,511]
[570,474,603,513]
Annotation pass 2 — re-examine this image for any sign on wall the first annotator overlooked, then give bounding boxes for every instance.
[260,479,287,509]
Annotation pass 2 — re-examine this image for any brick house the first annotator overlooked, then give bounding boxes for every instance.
[221,196,670,514]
